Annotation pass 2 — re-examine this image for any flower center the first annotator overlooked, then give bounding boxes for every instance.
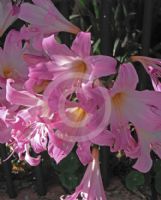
[67,107,87,123]
[3,66,13,78]
[112,92,125,108]
[73,60,87,74]
[33,80,50,94]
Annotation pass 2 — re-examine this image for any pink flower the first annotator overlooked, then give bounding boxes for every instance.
[42,32,116,84]
[48,129,111,165]
[126,128,161,173]
[108,63,161,158]
[47,83,112,165]
[131,55,161,91]
[10,116,54,166]
[0,0,20,37]
[63,148,107,200]
[6,79,53,120]
[18,0,80,35]
[46,82,111,142]
[5,80,55,165]
[0,30,28,86]
[9,118,42,166]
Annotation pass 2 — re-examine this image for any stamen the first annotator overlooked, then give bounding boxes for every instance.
[73,60,87,74]
[112,92,125,108]
[3,66,13,78]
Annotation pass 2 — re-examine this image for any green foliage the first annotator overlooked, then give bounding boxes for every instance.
[125,170,145,191]
[52,152,84,191]
[154,160,161,194]
[79,0,86,7]
[53,152,80,173]
[58,173,80,191]
[155,171,161,194]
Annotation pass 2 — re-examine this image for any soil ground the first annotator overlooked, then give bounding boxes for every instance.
[0,177,160,200]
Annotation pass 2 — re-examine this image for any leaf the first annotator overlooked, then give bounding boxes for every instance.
[155,171,161,194]
[92,0,99,19]
[113,38,120,56]
[79,0,86,7]
[125,170,145,191]
[52,152,80,173]
[59,173,80,191]
[154,160,161,173]
[93,38,101,54]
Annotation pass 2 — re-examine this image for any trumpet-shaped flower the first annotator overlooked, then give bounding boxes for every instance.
[19,0,80,35]
[46,82,111,142]
[63,148,107,200]
[47,83,112,165]
[0,30,28,87]
[42,32,116,84]
[0,0,20,37]
[131,56,161,91]
[126,128,161,173]
[109,63,161,160]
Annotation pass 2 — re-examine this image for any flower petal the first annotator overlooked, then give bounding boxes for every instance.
[71,32,91,58]
[87,55,116,79]
[6,79,39,106]
[42,35,75,58]
[133,143,152,173]
[112,63,139,93]
[48,132,74,163]
[124,91,161,131]
[76,141,92,165]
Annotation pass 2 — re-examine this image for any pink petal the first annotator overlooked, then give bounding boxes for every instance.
[42,35,75,58]
[6,79,39,106]
[87,55,116,79]
[19,1,80,34]
[4,30,21,52]
[71,32,91,57]
[112,63,139,93]
[133,143,152,173]
[0,119,11,143]
[23,54,48,65]
[0,1,19,37]
[91,130,114,146]
[32,0,54,10]
[76,142,92,165]
[19,3,47,26]
[124,91,161,131]
[48,133,74,163]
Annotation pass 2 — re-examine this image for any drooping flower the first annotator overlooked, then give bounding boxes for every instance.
[130,55,161,91]
[0,0,20,37]
[42,32,116,85]
[108,63,161,161]
[18,0,80,35]
[9,116,53,166]
[63,147,107,200]
[5,79,55,165]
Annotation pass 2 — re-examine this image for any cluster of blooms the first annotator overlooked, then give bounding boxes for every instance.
[1,0,161,199]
